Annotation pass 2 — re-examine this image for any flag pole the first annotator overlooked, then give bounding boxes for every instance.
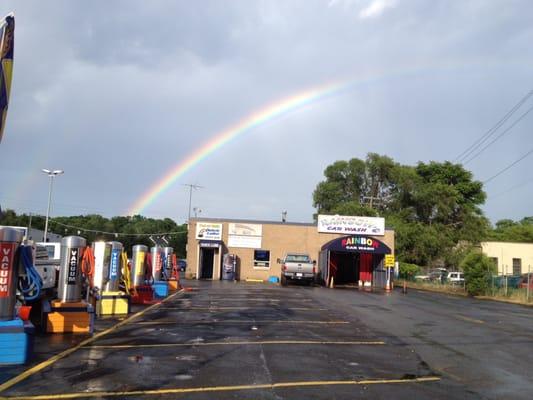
[0,12,14,27]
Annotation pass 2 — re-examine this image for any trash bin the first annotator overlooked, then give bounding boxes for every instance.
[222,254,237,280]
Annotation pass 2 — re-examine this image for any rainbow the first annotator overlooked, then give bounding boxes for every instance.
[126,78,358,216]
[127,66,435,216]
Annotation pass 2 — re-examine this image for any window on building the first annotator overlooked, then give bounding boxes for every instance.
[490,257,498,271]
[254,250,270,268]
[512,258,522,276]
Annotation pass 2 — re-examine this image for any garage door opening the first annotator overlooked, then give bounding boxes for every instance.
[321,235,391,288]
[330,252,359,285]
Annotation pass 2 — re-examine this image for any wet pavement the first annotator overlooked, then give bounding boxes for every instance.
[0,280,531,399]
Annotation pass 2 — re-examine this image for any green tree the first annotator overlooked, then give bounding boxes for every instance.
[486,217,533,243]
[399,262,420,280]
[313,154,488,266]
[388,216,451,266]
[313,153,397,215]
[0,209,188,258]
[443,242,476,271]
[411,161,486,231]
[461,251,496,296]
[495,219,516,230]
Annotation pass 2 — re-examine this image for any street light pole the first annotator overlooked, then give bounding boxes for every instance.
[42,169,64,242]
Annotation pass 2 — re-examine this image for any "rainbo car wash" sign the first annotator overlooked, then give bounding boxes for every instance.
[318,215,385,236]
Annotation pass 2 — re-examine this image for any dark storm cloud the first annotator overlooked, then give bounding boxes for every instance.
[0,0,532,223]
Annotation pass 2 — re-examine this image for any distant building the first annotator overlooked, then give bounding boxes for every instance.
[186,216,395,287]
[0,226,62,243]
[481,241,533,275]
[28,228,62,243]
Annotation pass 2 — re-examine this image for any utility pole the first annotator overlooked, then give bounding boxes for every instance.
[182,183,203,222]
[27,212,32,235]
[362,196,383,210]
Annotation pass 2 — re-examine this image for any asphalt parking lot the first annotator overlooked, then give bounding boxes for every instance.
[1,281,532,399]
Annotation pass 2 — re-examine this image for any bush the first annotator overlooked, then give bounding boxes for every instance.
[460,252,496,296]
[399,262,420,280]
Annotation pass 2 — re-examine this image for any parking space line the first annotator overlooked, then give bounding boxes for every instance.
[455,315,484,324]
[0,290,186,394]
[86,340,386,349]
[131,320,350,325]
[157,307,327,311]
[189,298,313,302]
[0,376,441,399]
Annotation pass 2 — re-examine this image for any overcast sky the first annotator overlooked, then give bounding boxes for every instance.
[0,0,532,226]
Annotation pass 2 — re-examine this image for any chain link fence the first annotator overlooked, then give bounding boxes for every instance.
[487,272,533,303]
[407,271,533,304]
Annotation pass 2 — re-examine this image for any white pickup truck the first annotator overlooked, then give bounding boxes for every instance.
[278,253,316,286]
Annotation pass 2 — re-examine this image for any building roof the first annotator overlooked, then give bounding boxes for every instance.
[190,217,394,231]
[190,217,316,227]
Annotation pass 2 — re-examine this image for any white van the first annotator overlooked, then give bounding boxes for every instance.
[447,271,464,284]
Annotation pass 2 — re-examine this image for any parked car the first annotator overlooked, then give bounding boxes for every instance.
[429,269,447,283]
[493,275,522,289]
[278,253,316,285]
[518,274,533,289]
[447,271,464,285]
[414,273,430,281]
[415,268,446,282]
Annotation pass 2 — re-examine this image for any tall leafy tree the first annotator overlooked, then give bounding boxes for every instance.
[487,217,533,242]
[0,210,188,257]
[313,154,488,266]
[313,153,396,216]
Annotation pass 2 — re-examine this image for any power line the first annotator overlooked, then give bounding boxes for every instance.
[0,210,189,237]
[455,90,533,163]
[456,90,533,162]
[49,219,188,237]
[0,199,189,222]
[489,176,533,200]
[483,147,533,185]
[463,103,533,165]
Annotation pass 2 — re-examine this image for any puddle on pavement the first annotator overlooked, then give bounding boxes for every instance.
[176,355,197,361]
[175,374,194,380]
[128,355,153,363]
